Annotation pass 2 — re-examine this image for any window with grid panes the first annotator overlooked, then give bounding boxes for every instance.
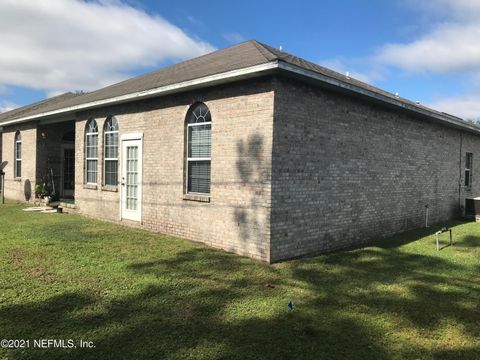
[85,119,98,184]
[186,103,211,195]
[104,116,119,186]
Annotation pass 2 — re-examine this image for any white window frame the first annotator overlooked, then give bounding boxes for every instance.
[104,116,119,187]
[14,131,21,178]
[465,152,473,189]
[85,119,98,185]
[186,104,211,195]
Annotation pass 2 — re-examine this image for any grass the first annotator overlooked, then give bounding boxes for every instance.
[0,201,479,359]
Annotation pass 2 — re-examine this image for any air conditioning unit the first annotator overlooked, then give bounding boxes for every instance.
[465,197,480,220]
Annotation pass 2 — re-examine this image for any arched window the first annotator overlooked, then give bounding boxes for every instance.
[104,116,119,186]
[14,131,21,178]
[186,103,211,194]
[85,119,98,184]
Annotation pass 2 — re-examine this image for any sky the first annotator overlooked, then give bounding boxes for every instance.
[0,0,479,120]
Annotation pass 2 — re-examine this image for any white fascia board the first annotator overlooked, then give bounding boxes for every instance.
[0,62,279,127]
[2,58,477,135]
[277,61,480,135]
[121,133,143,141]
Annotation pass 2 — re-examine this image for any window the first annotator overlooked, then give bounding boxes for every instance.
[104,116,119,186]
[186,103,211,195]
[85,119,98,184]
[14,131,21,178]
[465,152,473,189]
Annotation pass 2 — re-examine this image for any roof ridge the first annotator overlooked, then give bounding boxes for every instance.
[249,40,279,61]
[252,41,295,60]
[1,40,472,132]
[79,40,265,98]
[0,41,275,124]
[248,42,437,113]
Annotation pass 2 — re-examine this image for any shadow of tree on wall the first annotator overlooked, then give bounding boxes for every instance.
[1,224,479,359]
[234,133,269,259]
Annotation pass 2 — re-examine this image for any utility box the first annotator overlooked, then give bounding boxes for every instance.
[465,197,480,221]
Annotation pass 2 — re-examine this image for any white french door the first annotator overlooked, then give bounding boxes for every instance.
[121,136,143,221]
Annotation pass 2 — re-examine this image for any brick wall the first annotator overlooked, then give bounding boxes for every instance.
[270,77,480,262]
[74,78,274,262]
[1,123,37,202]
[3,75,480,263]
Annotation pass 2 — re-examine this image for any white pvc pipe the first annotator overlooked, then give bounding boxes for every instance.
[425,205,429,228]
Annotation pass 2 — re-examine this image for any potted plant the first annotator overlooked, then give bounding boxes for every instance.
[35,183,44,199]
[35,174,54,204]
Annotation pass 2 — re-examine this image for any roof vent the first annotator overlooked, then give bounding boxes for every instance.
[346,71,350,79]
[279,45,283,51]
[416,101,421,105]
[395,92,399,98]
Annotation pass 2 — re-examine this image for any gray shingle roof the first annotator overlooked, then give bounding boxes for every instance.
[0,41,274,124]
[0,92,81,124]
[0,40,469,128]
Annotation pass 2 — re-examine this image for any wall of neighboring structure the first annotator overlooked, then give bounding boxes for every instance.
[460,132,480,201]
[270,77,479,262]
[74,78,274,262]
[1,123,37,202]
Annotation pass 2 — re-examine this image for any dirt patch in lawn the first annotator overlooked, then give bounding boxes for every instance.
[9,248,26,267]
[9,249,58,282]
[26,267,59,283]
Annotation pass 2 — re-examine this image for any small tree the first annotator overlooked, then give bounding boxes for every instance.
[465,117,480,126]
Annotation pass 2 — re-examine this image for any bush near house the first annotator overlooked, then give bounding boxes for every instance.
[0,201,479,359]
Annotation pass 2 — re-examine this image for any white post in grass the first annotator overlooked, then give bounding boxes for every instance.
[0,161,7,205]
[1,172,4,204]
[425,204,429,228]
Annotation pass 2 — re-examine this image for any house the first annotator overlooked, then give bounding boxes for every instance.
[0,40,478,263]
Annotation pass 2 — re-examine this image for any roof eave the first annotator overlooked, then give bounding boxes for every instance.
[276,61,480,135]
[0,61,280,127]
[2,58,478,136]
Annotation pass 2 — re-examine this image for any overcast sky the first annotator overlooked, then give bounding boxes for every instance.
[0,0,479,120]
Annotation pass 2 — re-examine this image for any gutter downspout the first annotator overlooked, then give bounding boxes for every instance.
[458,131,463,215]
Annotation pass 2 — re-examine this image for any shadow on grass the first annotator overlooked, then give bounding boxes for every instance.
[455,235,480,248]
[369,221,466,249]
[1,243,479,359]
[1,209,479,359]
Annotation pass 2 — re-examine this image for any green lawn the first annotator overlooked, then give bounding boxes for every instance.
[0,201,479,360]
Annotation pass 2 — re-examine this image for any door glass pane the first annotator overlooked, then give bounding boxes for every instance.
[64,149,75,190]
[126,145,138,210]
